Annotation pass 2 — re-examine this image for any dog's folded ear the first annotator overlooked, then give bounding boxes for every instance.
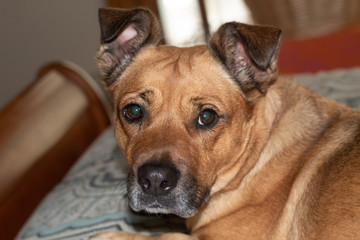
[97,8,162,87]
[209,22,281,97]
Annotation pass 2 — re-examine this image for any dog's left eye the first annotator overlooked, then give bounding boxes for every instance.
[197,109,218,128]
[122,104,143,122]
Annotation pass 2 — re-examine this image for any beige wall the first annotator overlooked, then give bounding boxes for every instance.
[0,0,105,110]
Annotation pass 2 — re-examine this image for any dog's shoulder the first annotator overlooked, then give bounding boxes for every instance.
[298,109,360,239]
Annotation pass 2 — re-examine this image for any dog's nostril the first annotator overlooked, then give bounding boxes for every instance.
[160,180,170,191]
[140,178,151,190]
[137,163,180,196]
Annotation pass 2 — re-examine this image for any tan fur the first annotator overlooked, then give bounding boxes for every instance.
[94,44,360,240]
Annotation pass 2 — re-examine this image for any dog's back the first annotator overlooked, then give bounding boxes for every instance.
[268,78,360,239]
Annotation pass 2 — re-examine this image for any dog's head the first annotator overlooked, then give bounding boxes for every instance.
[97,8,281,218]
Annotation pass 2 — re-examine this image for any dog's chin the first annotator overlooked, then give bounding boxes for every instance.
[127,174,210,218]
[129,200,199,218]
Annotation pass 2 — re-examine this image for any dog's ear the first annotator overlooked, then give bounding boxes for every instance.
[97,8,162,87]
[209,22,281,97]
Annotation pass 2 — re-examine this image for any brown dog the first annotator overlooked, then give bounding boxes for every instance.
[94,8,360,240]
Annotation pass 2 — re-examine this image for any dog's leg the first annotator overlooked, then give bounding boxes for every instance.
[92,232,197,240]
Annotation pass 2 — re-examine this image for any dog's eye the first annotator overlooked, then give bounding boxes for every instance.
[123,104,143,122]
[197,109,218,128]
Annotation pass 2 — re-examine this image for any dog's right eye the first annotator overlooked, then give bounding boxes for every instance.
[197,109,219,129]
[122,104,143,122]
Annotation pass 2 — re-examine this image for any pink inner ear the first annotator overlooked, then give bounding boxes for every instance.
[235,42,249,67]
[118,25,138,45]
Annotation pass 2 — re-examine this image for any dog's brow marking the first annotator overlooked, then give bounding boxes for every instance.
[139,90,153,104]
[120,89,152,104]
[190,96,225,111]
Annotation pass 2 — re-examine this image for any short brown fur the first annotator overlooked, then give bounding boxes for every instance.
[94,8,360,240]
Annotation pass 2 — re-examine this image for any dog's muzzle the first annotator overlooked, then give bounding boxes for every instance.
[127,161,210,218]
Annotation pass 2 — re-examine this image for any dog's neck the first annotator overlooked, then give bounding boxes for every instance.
[187,77,336,232]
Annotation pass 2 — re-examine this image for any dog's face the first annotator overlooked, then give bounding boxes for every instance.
[107,45,250,218]
[97,8,281,218]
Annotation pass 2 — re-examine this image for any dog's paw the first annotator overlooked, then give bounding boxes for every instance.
[91,231,145,240]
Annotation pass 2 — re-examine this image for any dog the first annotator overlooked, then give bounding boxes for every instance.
[94,7,360,240]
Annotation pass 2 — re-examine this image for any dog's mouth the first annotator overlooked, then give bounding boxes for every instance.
[126,162,210,218]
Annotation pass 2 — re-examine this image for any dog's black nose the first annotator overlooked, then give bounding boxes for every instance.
[137,163,180,196]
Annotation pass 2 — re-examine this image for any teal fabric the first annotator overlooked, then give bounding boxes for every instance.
[294,68,360,110]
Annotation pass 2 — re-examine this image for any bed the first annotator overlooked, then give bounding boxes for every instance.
[16,67,360,240]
